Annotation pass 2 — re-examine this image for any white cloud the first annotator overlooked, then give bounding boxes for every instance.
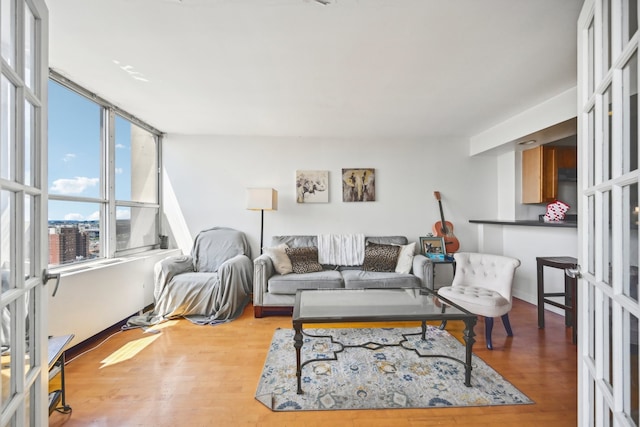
[63,153,76,162]
[116,144,128,149]
[50,177,99,194]
[116,208,130,220]
[115,167,123,174]
[64,213,84,221]
[87,211,100,221]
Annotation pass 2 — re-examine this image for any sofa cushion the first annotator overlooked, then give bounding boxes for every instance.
[272,235,317,248]
[263,243,293,275]
[341,270,421,289]
[394,242,416,274]
[363,243,400,272]
[365,236,408,246]
[286,247,323,274]
[268,270,344,294]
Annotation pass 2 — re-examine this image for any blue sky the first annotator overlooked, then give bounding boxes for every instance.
[48,81,131,221]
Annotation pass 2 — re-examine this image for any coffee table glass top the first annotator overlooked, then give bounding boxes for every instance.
[293,288,473,322]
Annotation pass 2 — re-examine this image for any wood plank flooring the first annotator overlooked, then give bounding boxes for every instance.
[49,298,577,427]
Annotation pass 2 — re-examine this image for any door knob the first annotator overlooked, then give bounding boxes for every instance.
[565,265,581,279]
[42,269,61,296]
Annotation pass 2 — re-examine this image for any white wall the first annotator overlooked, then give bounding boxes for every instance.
[468,86,579,313]
[161,135,499,258]
[476,224,577,313]
[48,249,180,346]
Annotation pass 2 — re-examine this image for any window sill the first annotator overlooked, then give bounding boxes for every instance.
[50,248,182,277]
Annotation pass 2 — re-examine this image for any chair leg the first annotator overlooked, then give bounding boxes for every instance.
[501,313,513,336]
[485,317,494,350]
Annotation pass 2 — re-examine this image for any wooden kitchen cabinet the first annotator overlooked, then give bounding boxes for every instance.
[522,145,576,204]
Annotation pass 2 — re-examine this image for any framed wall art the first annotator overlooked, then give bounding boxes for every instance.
[342,168,375,202]
[296,170,329,203]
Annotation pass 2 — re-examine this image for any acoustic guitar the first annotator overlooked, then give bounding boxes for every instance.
[432,191,460,253]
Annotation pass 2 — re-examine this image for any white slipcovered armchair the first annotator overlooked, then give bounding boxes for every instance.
[127,227,253,327]
[438,252,521,350]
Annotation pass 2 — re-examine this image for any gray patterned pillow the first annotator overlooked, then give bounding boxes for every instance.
[363,243,400,272]
[285,247,323,274]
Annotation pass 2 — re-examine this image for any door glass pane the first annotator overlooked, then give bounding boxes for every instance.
[589,284,596,361]
[624,310,639,425]
[1,76,15,181]
[115,117,158,204]
[589,194,596,275]
[604,85,613,182]
[605,0,612,73]
[116,206,158,251]
[1,300,16,412]
[48,81,101,198]
[605,190,612,286]
[623,0,639,49]
[23,102,33,186]
[1,0,16,67]
[604,297,613,389]
[24,5,36,90]
[588,16,595,96]
[26,288,35,376]
[1,191,13,292]
[48,200,102,266]
[23,195,32,280]
[627,181,639,303]
[625,183,639,301]
[623,51,638,175]
[589,107,596,187]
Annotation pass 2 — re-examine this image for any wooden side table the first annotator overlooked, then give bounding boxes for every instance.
[536,256,578,344]
[48,334,74,415]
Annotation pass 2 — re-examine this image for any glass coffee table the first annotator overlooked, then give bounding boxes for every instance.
[292,287,477,394]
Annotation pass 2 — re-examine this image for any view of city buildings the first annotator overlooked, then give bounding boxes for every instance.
[48,221,98,265]
[48,220,131,266]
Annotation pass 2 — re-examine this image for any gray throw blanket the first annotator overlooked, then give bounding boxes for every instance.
[126,227,253,328]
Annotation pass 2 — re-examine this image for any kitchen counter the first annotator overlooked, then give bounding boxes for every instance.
[469,219,577,228]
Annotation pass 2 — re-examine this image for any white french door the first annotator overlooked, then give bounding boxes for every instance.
[0,0,49,425]
[578,0,640,426]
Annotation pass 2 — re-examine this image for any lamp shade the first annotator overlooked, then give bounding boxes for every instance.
[246,188,278,211]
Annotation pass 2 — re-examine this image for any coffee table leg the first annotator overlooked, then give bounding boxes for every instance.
[462,316,477,387]
[421,321,427,340]
[294,325,304,394]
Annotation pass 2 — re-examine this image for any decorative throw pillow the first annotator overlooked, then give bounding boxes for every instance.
[285,247,323,274]
[394,242,416,274]
[363,243,401,272]
[263,243,293,275]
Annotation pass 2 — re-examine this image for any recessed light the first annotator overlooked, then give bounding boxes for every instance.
[518,139,537,145]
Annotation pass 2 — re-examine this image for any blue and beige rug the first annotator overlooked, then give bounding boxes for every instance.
[255,326,533,411]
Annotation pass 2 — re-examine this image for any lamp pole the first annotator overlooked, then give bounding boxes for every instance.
[260,209,265,254]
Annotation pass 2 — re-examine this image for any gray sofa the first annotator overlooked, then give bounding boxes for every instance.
[253,235,434,317]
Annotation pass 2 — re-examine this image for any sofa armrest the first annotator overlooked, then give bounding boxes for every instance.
[154,255,194,301]
[253,254,275,307]
[412,254,434,289]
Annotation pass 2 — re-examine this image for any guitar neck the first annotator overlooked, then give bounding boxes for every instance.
[438,201,449,234]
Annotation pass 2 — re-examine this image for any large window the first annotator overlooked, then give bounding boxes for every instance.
[48,71,162,267]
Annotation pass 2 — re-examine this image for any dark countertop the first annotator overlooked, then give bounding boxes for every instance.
[469,219,578,228]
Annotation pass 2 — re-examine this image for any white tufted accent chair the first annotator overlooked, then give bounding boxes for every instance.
[438,252,521,349]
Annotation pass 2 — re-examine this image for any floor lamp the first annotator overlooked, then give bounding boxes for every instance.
[246,188,278,254]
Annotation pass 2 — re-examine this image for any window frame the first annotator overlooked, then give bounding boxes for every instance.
[48,69,163,265]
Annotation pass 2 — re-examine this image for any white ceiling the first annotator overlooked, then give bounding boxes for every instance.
[47,0,584,139]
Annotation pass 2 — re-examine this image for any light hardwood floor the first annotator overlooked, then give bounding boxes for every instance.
[49,298,577,427]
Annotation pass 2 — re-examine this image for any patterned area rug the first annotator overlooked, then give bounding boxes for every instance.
[255,326,533,411]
